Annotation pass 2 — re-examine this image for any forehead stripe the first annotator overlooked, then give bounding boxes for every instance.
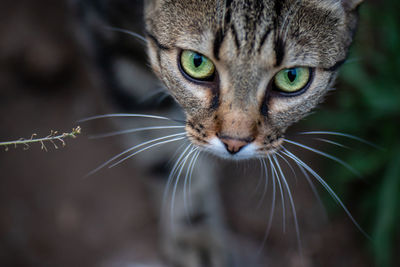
[274,37,285,67]
[258,28,272,53]
[213,28,225,60]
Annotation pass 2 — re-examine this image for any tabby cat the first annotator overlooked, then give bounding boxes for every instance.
[74,0,364,266]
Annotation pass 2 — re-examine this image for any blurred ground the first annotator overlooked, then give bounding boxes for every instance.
[0,1,161,266]
[0,1,392,267]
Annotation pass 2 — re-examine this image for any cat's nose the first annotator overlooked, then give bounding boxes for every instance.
[219,137,250,154]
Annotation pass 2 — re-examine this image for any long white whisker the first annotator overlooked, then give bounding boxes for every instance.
[188,151,201,214]
[276,151,297,183]
[171,147,193,203]
[269,156,286,233]
[154,93,171,106]
[78,113,175,123]
[85,132,186,177]
[254,159,265,196]
[300,131,382,150]
[284,138,361,177]
[183,150,200,222]
[163,144,193,212]
[166,141,190,167]
[139,87,170,104]
[314,138,351,149]
[292,156,328,220]
[259,156,276,254]
[256,158,269,209]
[109,136,185,168]
[281,147,370,239]
[104,26,147,43]
[162,144,192,232]
[278,150,319,206]
[273,154,302,255]
[90,125,185,139]
[170,146,197,226]
[170,143,195,181]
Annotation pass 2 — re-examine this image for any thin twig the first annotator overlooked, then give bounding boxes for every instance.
[0,126,81,151]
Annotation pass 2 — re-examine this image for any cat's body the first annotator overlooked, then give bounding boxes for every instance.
[73,0,363,266]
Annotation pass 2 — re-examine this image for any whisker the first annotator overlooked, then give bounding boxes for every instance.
[258,156,276,254]
[78,113,178,123]
[269,156,286,233]
[173,150,191,191]
[254,159,264,196]
[162,144,193,232]
[85,133,186,177]
[188,151,201,215]
[155,93,172,106]
[183,150,200,223]
[90,125,185,139]
[313,138,351,149]
[256,158,269,209]
[284,138,361,177]
[167,141,191,167]
[300,131,382,150]
[273,154,303,255]
[276,152,327,217]
[163,144,193,213]
[293,158,328,220]
[171,147,197,219]
[109,136,186,168]
[104,26,147,44]
[138,87,170,104]
[281,147,370,239]
[276,151,297,183]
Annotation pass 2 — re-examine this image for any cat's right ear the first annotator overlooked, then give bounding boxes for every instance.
[341,0,364,12]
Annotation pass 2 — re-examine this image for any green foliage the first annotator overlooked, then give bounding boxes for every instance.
[303,1,400,266]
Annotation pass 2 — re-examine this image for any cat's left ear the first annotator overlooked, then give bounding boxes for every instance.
[341,0,364,12]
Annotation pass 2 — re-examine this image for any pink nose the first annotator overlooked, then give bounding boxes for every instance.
[219,137,249,154]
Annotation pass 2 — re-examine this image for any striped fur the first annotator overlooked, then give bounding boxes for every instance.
[145,0,362,158]
[74,1,363,266]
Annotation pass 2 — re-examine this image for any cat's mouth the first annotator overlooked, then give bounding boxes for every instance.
[187,132,284,160]
[185,117,284,160]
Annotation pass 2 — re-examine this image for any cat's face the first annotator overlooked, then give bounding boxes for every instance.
[145,0,362,160]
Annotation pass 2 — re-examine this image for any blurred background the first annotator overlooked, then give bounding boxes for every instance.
[0,0,398,266]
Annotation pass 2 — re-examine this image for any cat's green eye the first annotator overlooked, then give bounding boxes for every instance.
[274,67,311,94]
[180,50,215,81]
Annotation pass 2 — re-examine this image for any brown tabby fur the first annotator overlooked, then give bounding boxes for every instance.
[138,1,364,265]
[75,0,365,266]
[144,0,361,159]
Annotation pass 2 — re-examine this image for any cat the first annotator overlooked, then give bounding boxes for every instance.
[73,0,364,266]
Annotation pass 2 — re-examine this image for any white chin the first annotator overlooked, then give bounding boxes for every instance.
[203,137,258,160]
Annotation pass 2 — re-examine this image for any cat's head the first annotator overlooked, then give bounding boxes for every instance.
[144,0,362,160]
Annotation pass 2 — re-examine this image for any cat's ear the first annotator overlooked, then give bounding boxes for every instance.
[341,0,364,12]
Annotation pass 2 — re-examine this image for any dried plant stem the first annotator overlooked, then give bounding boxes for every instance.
[0,126,81,151]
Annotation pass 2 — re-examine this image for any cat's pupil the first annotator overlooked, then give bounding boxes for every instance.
[193,54,203,68]
[287,69,297,83]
